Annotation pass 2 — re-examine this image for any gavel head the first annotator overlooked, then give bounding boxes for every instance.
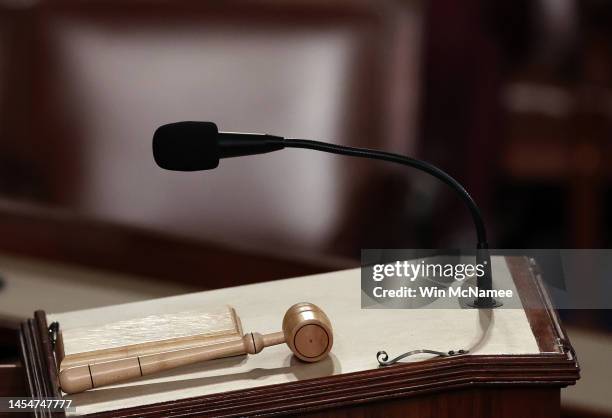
[282,302,333,362]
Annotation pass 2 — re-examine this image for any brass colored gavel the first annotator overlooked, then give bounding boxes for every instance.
[59,302,333,394]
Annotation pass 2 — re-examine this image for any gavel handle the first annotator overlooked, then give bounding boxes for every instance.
[59,331,285,394]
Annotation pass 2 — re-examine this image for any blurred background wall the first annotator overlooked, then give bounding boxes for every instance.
[0,0,422,258]
[1,0,611,415]
[3,0,612,285]
[2,0,610,260]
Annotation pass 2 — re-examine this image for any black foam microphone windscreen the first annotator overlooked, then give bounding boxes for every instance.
[153,121,220,171]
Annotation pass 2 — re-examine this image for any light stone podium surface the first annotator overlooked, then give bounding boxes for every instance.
[48,256,541,416]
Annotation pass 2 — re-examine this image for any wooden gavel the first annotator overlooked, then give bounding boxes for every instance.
[59,302,333,394]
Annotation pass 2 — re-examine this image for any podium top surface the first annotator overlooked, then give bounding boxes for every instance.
[42,256,578,417]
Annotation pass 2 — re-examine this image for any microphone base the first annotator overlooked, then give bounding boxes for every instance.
[465,297,503,309]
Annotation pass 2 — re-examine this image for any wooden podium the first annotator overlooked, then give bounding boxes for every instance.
[19,256,579,417]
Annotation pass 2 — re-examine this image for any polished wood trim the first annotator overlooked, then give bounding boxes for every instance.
[507,256,562,353]
[19,312,64,418]
[34,311,62,399]
[507,256,578,362]
[85,354,576,417]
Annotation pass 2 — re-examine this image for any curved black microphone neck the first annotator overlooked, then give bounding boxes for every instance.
[153,121,499,308]
[207,132,487,246]
[281,139,487,246]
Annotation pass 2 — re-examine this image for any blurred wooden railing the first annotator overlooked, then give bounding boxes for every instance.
[0,199,355,289]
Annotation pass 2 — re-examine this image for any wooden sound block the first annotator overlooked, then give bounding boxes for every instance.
[58,305,243,370]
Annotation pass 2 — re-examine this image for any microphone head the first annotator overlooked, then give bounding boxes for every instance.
[153,121,220,171]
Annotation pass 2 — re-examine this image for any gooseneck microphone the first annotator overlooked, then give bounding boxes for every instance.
[153,122,285,170]
[153,121,500,308]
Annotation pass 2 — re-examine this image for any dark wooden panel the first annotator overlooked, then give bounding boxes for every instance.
[0,315,20,359]
[0,362,26,397]
[301,386,560,418]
